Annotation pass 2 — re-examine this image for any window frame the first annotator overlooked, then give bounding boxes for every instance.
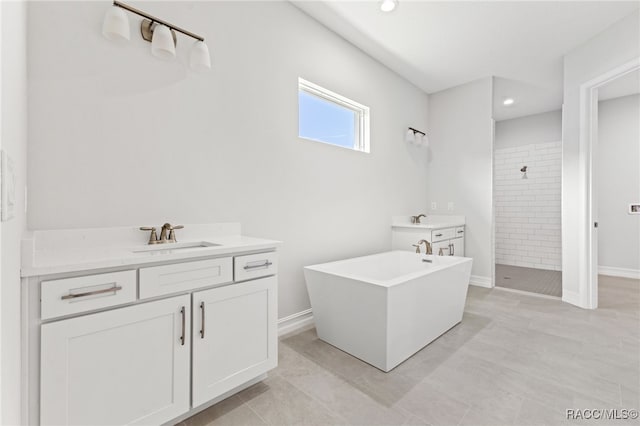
[298,78,370,153]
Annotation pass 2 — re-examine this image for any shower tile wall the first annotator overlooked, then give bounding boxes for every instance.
[495,141,562,270]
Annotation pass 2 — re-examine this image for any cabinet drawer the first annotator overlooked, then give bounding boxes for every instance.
[41,270,136,320]
[431,227,455,242]
[140,258,233,299]
[234,252,278,281]
[455,226,465,237]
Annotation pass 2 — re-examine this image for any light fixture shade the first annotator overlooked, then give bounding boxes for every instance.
[151,24,176,60]
[421,134,429,148]
[102,6,130,42]
[415,133,423,145]
[380,0,397,12]
[190,41,211,72]
[405,129,415,144]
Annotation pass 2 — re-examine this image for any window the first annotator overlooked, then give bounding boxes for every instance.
[298,78,370,153]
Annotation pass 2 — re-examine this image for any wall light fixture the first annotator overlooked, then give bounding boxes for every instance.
[380,0,398,12]
[405,127,429,148]
[102,1,211,71]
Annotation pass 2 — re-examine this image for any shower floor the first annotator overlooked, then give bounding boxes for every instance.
[495,264,562,297]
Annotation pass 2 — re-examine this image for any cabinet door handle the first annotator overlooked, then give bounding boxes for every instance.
[457,230,464,233]
[180,307,186,346]
[244,261,272,270]
[435,233,443,237]
[61,285,122,300]
[450,243,454,256]
[200,302,205,339]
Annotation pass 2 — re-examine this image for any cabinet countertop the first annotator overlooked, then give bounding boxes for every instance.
[391,222,465,230]
[22,235,281,278]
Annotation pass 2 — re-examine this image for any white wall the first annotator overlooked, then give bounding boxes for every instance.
[597,94,640,274]
[494,142,562,271]
[427,77,493,284]
[1,1,28,424]
[562,10,640,307]
[495,110,562,149]
[27,1,429,320]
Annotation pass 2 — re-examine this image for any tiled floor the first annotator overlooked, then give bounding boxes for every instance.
[180,275,639,426]
[495,264,562,297]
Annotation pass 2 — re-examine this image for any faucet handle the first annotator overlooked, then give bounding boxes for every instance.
[168,225,184,242]
[412,244,421,254]
[139,227,159,245]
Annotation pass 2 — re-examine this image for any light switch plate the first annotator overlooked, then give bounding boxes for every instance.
[431,201,437,210]
[448,202,454,211]
[1,150,16,222]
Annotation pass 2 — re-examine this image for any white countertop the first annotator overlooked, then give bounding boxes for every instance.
[391,215,465,230]
[21,223,281,277]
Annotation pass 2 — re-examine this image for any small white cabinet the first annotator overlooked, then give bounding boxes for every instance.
[192,276,277,407]
[41,295,191,426]
[392,223,465,256]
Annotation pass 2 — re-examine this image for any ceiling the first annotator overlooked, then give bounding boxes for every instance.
[599,69,640,101]
[293,1,640,120]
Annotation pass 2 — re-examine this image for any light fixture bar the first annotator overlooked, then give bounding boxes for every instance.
[408,127,426,136]
[113,0,204,42]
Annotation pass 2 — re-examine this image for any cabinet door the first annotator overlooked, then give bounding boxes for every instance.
[41,295,191,426]
[451,237,465,256]
[432,240,452,256]
[192,277,277,407]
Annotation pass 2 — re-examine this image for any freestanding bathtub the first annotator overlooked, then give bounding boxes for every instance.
[304,251,473,372]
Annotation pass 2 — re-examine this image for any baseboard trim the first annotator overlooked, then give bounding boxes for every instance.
[278,308,314,337]
[469,275,492,288]
[598,265,640,280]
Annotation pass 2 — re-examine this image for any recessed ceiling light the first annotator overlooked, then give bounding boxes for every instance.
[380,0,397,12]
[503,98,515,106]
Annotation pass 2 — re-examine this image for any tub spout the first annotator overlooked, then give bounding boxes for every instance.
[417,239,432,255]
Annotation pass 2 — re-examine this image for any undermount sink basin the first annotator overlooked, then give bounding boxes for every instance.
[132,241,221,253]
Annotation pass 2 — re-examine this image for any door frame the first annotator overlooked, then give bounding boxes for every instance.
[579,57,640,309]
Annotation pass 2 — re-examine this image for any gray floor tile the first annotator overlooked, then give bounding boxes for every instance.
[183,395,266,426]
[237,376,347,426]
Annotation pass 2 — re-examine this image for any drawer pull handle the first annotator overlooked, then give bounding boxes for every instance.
[244,261,273,270]
[200,302,205,339]
[435,233,443,237]
[457,230,464,233]
[61,285,122,300]
[180,307,186,346]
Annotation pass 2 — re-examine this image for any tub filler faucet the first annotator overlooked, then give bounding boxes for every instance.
[412,239,432,255]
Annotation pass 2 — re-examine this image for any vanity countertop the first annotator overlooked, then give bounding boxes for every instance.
[21,224,281,277]
[391,215,465,230]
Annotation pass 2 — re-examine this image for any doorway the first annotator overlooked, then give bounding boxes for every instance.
[589,66,640,307]
[492,78,563,297]
[581,58,640,308]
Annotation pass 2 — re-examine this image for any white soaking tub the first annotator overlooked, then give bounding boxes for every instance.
[303,251,473,372]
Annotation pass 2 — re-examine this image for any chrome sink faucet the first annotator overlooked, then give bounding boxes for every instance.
[411,214,427,224]
[140,223,184,245]
[412,239,432,255]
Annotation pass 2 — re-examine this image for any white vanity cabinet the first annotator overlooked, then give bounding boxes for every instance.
[391,222,465,256]
[28,249,279,426]
[192,276,277,407]
[41,295,191,426]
